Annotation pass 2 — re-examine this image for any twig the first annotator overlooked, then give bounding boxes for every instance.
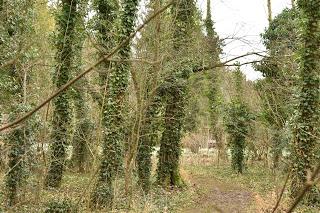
[272,170,291,213]
[286,163,320,213]
[0,0,174,132]
[223,60,261,67]
[0,44,29,70]
[193,52,266,73]
[0,59,16,70]
[109,58,161,64]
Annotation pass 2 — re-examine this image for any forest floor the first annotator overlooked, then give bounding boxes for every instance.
[179,155,269,213]
[181,168,253,212]
[181,172,253,213]
[1,153,320,212]
[179,154,319,213]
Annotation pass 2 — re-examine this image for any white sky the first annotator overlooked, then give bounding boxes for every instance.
[50,0,292,80]
[197,0,293,80]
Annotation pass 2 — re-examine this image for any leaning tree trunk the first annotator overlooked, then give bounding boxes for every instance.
[290,0,320,204]
[45,0,78,188]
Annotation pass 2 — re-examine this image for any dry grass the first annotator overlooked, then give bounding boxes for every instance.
[0,153,319,212]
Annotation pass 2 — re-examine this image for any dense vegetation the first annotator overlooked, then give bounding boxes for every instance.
[0,0,319,212]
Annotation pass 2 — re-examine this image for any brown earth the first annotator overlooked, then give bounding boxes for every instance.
[181,174,254,213]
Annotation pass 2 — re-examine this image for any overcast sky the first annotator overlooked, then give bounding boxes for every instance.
[197,0,293,80]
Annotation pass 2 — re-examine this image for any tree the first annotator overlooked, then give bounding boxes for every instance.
[290,0,320,204]
[135,0,164,193]
[156,0,197,188]
[0,0,36,206]
[45,0,79,188]
[267,0,272,23]
[205,0,224,159]
[69,0,92,173]
[90,0,139,208]
[254,8,299,169]
[224,69,253,174]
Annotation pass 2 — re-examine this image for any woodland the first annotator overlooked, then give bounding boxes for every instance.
[0,0,319,212]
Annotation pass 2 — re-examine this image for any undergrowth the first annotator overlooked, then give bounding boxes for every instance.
[0,154,319,212]
[182,154,320,212]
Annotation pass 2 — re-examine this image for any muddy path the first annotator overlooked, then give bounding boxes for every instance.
[181,172,255,213]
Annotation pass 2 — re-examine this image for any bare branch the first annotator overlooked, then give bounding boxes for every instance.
[193,51,266,73]
[286,163,320,213]
[0,59,16,70]
[272,170,291,213]
[0,0,174,132]
[109,58,161,64]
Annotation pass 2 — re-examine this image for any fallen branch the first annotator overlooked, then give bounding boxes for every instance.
[0,0,174,132]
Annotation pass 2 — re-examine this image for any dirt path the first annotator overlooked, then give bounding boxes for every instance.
[182,174,254,213]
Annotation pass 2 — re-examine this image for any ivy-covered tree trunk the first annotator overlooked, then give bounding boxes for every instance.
[70,0,91,173]
[224,70,252,174]
[205,0,224,158]
[45,0,78,188]
[205,0,219,123]
[254,9,299,171]
[90,0,139,208]
[136,99,160,192]
[205,0,219,52]
[157,83,187,187]
[89,0,118,207]
[270,129,281,170]
[5,127,25,206]
[71,89,91,173]
[156,0,195,188]
[0,0,35,206]
[136,0,163,193]
[290,0,320,204]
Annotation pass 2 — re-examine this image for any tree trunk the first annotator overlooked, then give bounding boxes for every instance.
[45,0,78,188]
[136,0,163,194]
[156,0,196,189]
[2,1,35,206]
[90,0,139,208]
[290,0,320,204]
[157,84,186,187]
[267,0,272,23]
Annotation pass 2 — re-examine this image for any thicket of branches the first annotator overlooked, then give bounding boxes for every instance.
[0,0,319,211]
